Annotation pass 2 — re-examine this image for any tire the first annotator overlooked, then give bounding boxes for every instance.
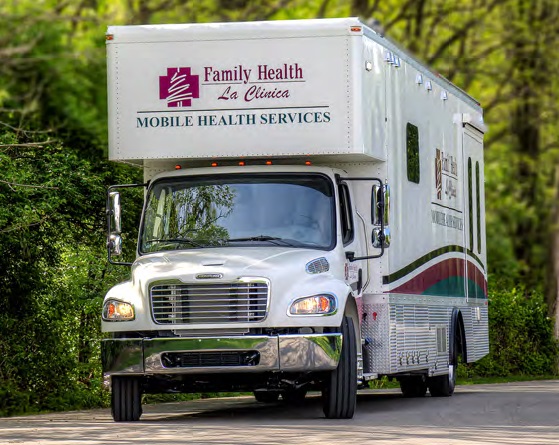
[322,315,358,419]
[254,390,280,403]
[428,334,458,397]
[111,376,142,422]
[281,388,307,404]
[399,376,428,398]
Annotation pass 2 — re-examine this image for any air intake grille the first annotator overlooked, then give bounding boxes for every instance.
[150,280,269,324]
[161,351,260,368]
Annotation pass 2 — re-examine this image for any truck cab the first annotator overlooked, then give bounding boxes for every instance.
[103,164,381,420]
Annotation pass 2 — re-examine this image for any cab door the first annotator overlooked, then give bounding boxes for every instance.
[338,182,368,295]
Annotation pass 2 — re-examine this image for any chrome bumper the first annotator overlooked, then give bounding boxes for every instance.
[102,334,342,376]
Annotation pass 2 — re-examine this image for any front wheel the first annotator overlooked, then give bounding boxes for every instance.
[322,315,358,419]
[111,376,142,422]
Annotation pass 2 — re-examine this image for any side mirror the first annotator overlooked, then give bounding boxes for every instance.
[372,227,391,248]
[108,234,123,256]
[109,191,122,234]
[107,191,122,257]
[105,182,146,266]
[371,183,390,249]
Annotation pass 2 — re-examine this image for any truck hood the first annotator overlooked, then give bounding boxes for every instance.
[131,247,331,288]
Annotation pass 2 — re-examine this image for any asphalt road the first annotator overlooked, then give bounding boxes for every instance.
[1,380,558,445]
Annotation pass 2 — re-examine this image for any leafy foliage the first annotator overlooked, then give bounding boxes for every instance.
[460,285,558,377]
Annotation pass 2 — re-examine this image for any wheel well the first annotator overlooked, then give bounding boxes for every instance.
[344,296,361,354]
[451,309,467,363]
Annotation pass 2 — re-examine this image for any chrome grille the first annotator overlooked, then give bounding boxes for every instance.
[150,280,269,324]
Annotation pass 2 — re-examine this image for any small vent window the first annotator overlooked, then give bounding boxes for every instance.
[406,123,420,183]
[436,326,447,354]
[338,184,354,245]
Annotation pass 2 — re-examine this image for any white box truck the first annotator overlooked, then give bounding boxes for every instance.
[102,18,489,421]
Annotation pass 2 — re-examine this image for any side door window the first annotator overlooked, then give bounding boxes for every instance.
[338,184,354,246]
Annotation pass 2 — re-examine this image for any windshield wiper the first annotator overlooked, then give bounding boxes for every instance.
[145,238,204,248]
[226,235,297,246]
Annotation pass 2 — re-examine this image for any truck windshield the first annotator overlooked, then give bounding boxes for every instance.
[140,173,335,253]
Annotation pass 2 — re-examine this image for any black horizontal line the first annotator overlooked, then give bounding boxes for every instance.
[431,202,463,214]
[442,172,458,179]
[137,106,329,114]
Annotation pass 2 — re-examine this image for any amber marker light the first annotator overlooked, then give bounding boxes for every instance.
[305,160,312,166]
[266,160,273,165]
[350,26,362,32]
[106,34,114,41]
[175,164,182,170]
[211,162,218,167]
[239,161,246,166]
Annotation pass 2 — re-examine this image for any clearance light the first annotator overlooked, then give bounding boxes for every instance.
[266,160,273,165]
[289,294,337,316]
[239,161,246,166]
[305,160,312,166]
[106,34,114,41]
[211,162,218,167]
[175,164,182,170]
[350,26,362,32]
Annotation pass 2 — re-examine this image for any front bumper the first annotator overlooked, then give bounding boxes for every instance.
[102,333,342,376]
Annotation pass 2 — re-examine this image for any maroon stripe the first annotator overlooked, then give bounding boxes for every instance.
[390,258,487,296]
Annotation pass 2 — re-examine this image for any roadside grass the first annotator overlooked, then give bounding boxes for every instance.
[456,375,558,385]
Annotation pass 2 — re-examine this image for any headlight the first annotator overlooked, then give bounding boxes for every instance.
[289,294,337,315]
[102,299,135,321]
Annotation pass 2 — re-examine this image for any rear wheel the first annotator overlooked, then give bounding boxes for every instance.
[254,390,280,403]
[111,376,142,422]
[322,315,358,419]
[399,376,428,398]
[428,334,458,397]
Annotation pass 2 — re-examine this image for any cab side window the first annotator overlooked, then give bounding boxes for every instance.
[339,184,354,245]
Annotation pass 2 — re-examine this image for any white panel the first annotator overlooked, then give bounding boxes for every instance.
[107,34,376,162]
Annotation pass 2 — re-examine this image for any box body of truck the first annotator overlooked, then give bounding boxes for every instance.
[102,18,488,421]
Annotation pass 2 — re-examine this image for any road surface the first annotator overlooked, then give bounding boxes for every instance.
[1,380,558,444]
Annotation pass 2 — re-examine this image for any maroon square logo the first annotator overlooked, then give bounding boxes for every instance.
[159,67,200,107]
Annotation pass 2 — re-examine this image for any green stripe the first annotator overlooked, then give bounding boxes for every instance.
[382,245,485,285]
[422,277,487,298]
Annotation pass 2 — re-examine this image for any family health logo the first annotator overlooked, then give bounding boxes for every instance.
[159,67,199,107]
